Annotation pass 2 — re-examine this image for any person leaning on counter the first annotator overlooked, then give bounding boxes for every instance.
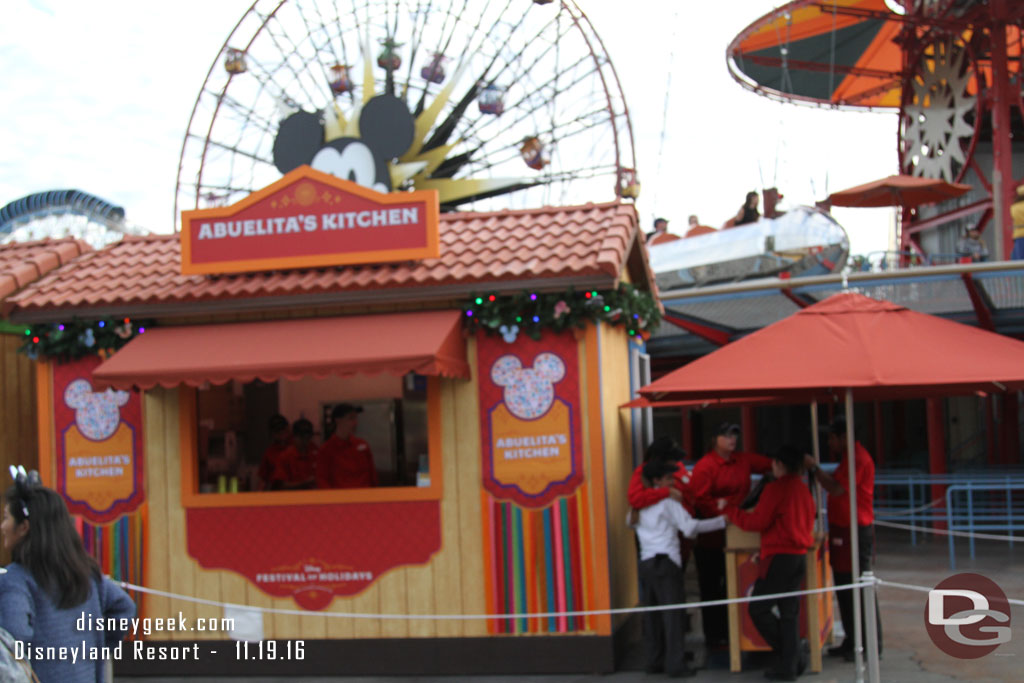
[688,422,772,650]
[724,444,814,682]
[316,403,378,489]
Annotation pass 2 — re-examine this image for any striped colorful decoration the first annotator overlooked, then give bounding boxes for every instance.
[75,503,147,616]
[483,492,595,634]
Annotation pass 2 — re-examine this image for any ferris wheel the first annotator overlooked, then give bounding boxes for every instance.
[174,0,637,230]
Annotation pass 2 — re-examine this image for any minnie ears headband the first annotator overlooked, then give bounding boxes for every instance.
[9,465,41,518]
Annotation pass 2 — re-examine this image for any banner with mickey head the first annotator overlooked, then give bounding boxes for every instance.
[477,330,584,507]
[53,356,145,523]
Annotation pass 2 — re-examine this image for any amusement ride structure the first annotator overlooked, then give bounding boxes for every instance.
[0,189,141,249]
[174,0,637,228]
[727,0,1024,259]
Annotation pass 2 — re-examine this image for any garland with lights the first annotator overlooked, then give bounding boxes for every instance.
[18,317,155,363]
[462,283,660,342]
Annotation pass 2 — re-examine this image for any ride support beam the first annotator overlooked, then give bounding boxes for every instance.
[989,2,1015,258]
[960,272,996,331]
[926,398,948,520]
[873,401,885,469]
[902,198,992,236]
[661,313,732,347]
[987,396,998,466]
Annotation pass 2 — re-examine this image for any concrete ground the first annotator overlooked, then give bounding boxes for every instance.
[116,528,1022,682]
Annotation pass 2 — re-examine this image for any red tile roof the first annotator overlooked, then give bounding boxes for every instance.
[0,238,91,304]
[7,202,653,321]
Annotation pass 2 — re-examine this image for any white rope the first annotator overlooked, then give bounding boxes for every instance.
[116,580,871,621]
[877,497,944,516]
[875,578,1024,607]
[874,519,1024,542]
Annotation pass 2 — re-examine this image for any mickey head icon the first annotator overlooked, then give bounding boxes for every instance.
[64,379,130,441]
[491,353,566,420]
[272,94,415,193]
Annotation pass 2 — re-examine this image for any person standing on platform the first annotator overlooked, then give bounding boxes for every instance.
[689,422,772,649]
[629,459,727,679]
[725,444,814,682]
[646,217,670,244]
[317,403,378,489]
[805,416,882,660]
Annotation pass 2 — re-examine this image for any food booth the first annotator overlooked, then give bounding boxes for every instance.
[6,168,661,675]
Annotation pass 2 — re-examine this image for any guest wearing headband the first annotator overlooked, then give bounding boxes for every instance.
[0,467,136,682]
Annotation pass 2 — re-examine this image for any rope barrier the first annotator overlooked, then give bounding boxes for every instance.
[114,574,1022,622]
[874,519,1024,542]
[877,497,944,516]
[116,580,872,621]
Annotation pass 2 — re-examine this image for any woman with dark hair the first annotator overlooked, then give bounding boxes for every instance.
[0,469,135,683]
[734,191,761,226]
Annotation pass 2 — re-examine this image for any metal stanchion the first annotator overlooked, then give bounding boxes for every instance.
[863,571,881,683]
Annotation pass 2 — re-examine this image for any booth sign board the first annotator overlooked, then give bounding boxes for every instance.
[180,165,440,275]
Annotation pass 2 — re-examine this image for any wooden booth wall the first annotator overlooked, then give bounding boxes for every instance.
[141,322,634,642]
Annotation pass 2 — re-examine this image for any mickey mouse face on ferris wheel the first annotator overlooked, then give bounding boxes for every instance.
[272,94,415,193]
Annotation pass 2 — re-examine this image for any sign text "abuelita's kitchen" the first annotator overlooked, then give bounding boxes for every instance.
[196,207,422,240]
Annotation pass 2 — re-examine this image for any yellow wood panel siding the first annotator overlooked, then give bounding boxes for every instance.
[429,377,465,637]
[404,559,435,638]
[377,568,409,638]
[162,389,197,640]
[452,340,486,635]
[598,325,639,629]
[142,389,170,628]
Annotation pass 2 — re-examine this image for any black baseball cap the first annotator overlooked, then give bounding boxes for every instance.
[644,436,686,463]
[653,217,668,226]
[643,459,678,482]
[331,403,363,420]
[825,416,847,436]
[715,422,741,437]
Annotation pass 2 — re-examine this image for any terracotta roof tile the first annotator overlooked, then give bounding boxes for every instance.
[7,202,650,320]
[0,238,91,304]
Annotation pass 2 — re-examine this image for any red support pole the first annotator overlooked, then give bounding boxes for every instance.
[873,401,885,469]
[926,398,948,516]
[986,396,998,466]
[1001,393,1019,465]
[681,408,692,459]
[989,2,1015,258]
[741,405,757,454]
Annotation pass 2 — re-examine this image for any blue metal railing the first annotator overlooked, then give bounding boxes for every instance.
[869,470,1024,568]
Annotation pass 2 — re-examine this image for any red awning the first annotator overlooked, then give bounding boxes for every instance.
[94,310,469,390]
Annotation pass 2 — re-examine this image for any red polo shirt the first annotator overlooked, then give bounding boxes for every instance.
[627,462,694,514]
[258,441,293,490]
[827,441,875,527]
[284,443,318,485]
[690,450,772,518]
[316,435,378,489]
[726,473,815,570]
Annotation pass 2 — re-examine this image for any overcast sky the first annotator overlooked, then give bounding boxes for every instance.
[2,0,898,255]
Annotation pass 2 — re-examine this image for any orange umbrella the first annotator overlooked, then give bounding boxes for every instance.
[828,174,972,208]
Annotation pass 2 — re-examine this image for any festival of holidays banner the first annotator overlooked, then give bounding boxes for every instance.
[478,330,584,507]
[54,356,145,524]
[187,502,441,610]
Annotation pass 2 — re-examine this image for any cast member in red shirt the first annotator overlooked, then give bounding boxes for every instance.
[627,436,693,512]
[806,417,881,661]
[688,422,772,649]
[726,444,814,681]
[257,414,293,491]
[317,403,378,489]
[282,417,318,489]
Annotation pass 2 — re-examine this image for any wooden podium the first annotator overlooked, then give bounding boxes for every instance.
[724,525,832,673]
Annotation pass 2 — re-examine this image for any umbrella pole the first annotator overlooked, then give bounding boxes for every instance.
[845,389,867,682]
[810,401,824,533]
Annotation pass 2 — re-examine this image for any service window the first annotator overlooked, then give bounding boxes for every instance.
[194,372,429,494]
